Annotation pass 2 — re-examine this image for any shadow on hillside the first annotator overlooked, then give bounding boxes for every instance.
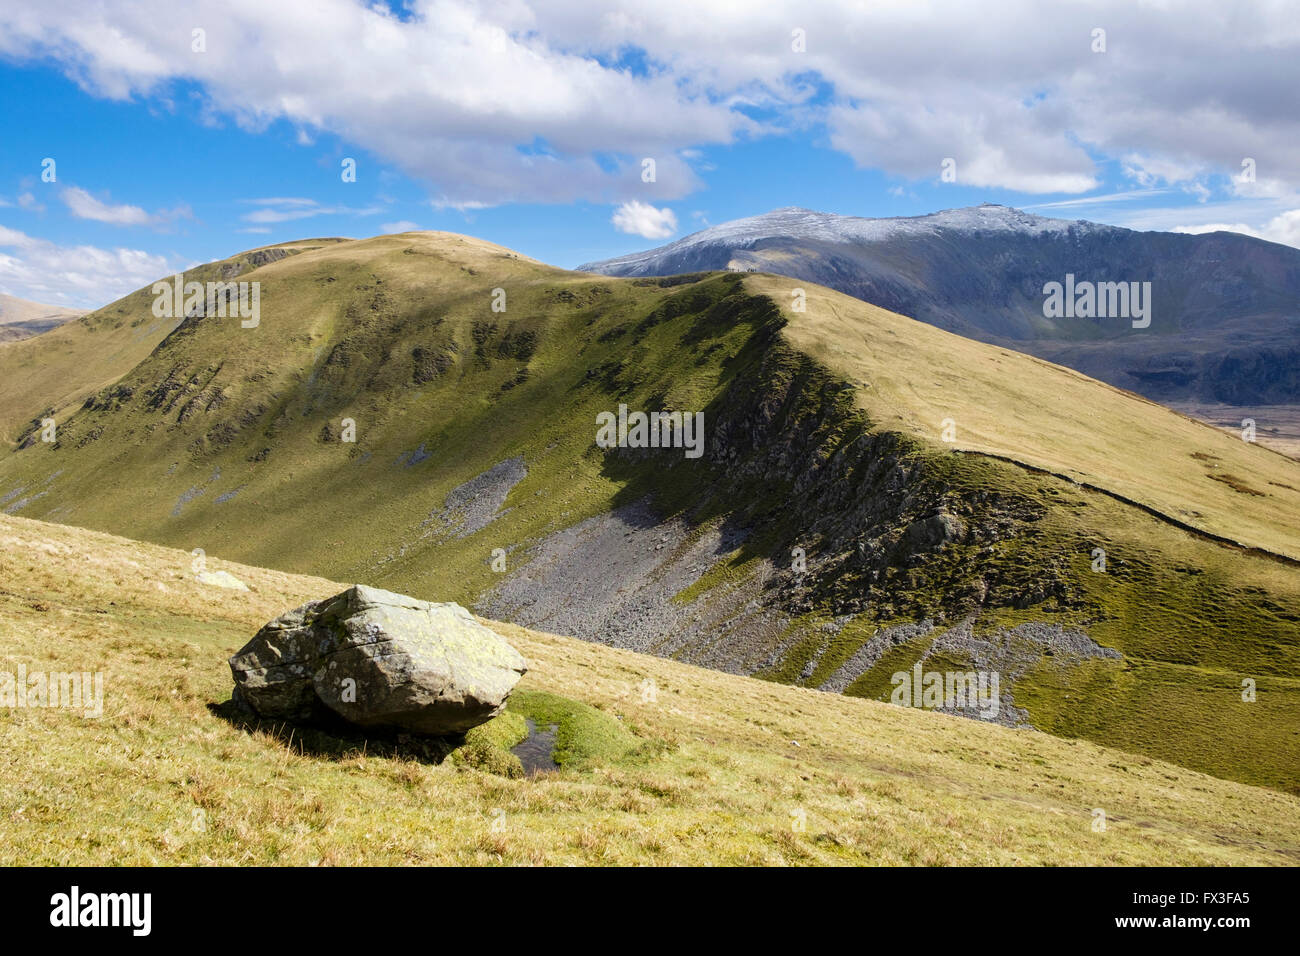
[207,699,464,765]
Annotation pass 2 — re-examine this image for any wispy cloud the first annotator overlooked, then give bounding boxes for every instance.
[239,197,383,224]
[60,186,189,227]
[1025,189,1172,210]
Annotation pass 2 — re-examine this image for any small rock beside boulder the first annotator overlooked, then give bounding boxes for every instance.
[229,585,526,736]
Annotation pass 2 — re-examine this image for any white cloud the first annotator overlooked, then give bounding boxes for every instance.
[61,186,154,224]
[1118,155,1215,203]
[0,1,1298,204]
[1121,155,1205,190]
[430,197,492,212]
[239,197,382,224]
[612,201,677,239]
[1025,189,1171,212]
[61,185,188,227]
[381,220,420,233]
[0,192,45,212]
[827,97,1098,194]
[0,225,177,308]
[0,0,737,207]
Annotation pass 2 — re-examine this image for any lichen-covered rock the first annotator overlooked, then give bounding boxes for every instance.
[229,585,526,735]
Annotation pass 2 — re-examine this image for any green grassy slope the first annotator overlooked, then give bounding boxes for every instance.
[0,231,1296,792]
[0,239,346,444]
[2,512,1297,865]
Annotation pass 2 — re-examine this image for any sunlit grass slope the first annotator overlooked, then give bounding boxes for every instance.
[0,239,346,444]
[1,512,1297,866]
[754,274,1300,560]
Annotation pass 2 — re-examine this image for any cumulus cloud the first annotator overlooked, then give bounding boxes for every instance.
[0,225,178,308]
[534,0,1300,197]
[612,201,677,239]
[0,0,736,207]
[0,1,1297,204]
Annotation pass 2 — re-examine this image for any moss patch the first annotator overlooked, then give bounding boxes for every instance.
[450,710,529,778]
[507,688,642,770]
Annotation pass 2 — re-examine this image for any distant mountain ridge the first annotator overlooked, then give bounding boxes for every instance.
[0,294,83,343]
[591,205,1100,268]
[580,204,1300,404]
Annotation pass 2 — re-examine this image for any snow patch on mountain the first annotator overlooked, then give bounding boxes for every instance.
[579,204,1114,273]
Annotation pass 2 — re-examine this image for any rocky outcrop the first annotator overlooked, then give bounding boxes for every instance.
[230,585,526,735]
[482,287,1066,677]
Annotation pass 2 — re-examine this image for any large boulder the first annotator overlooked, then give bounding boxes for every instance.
[229,585,526,736]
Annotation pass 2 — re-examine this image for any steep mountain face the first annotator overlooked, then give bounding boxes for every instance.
[2,231,1298,791]
[0,294,83,343]
[580,205,1300,404]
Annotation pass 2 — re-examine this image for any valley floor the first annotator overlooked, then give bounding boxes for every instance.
[1173,402,1300,460]
[1,513,1297,866]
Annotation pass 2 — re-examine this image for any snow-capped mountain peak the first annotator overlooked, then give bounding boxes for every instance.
[581,204,1106,272]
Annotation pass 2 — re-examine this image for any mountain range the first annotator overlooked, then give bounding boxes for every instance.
[581,204,1300,406]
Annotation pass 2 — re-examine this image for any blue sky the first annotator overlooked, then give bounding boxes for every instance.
[1,0,1298,308]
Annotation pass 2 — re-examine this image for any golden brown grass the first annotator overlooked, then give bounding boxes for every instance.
[1,513,1297,865]
[753,275,1300,560]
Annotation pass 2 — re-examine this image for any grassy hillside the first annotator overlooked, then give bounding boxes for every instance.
[0,232,765,594]
[1,231,1297,793]
[0,239,344,444]
[1,512,1297,865]
[755,275,1300,561]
